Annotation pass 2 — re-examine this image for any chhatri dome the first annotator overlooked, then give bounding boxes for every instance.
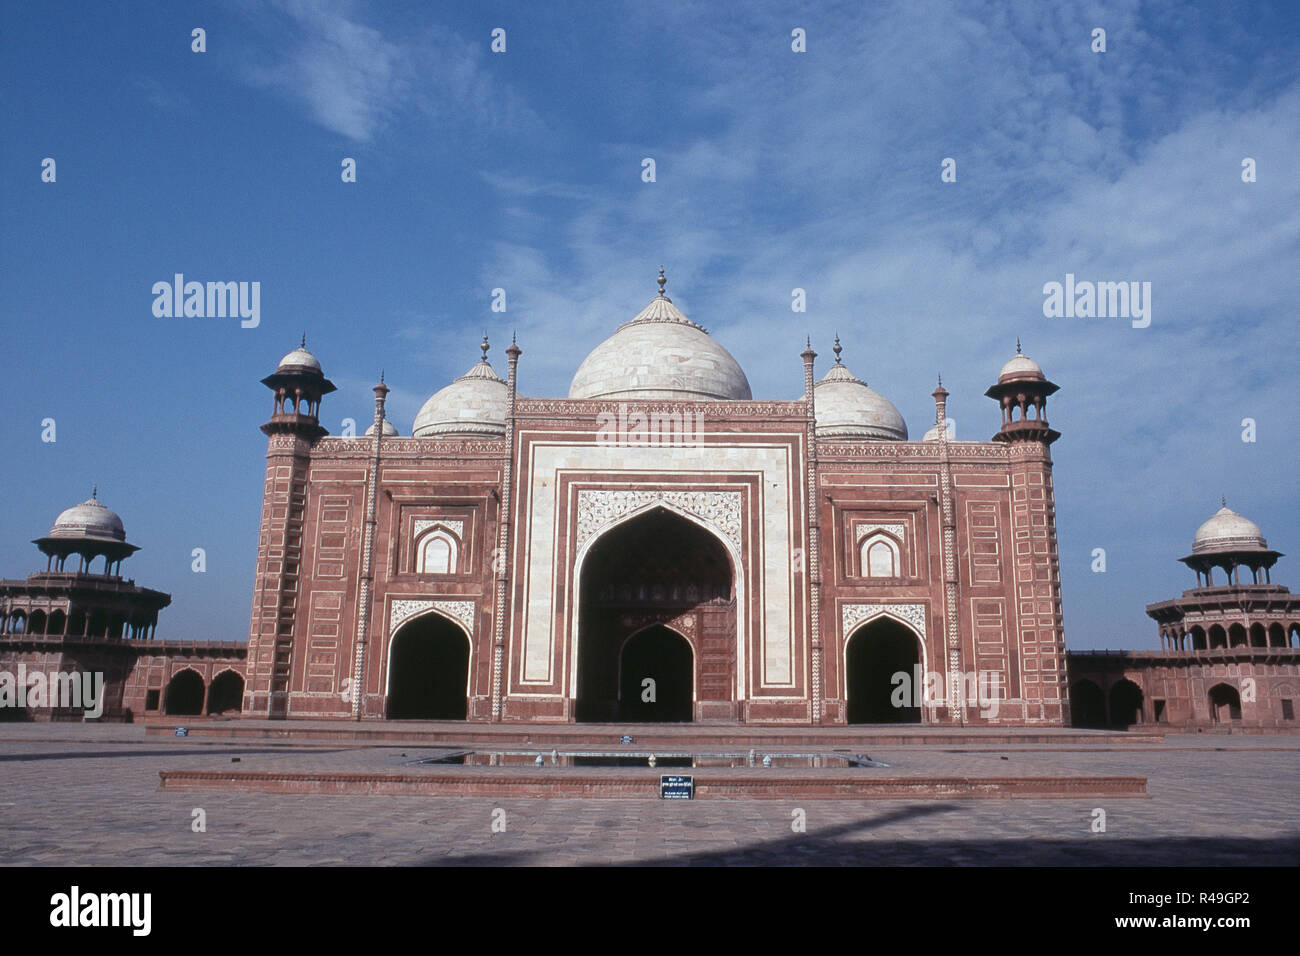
[413,335,510,438]
[364,419,399,437]
[1179,497,1283,587]
[813,336,907,441]
[568,269,752,401]
[276,337,323,373]
[1192,500,1269,555]
[45,489,127,544]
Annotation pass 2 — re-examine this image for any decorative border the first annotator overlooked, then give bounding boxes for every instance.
[413,519,465,540]
[390,599,475,636]
[841,602,927,639]
[855,522,905,543]
[575,489,743,554]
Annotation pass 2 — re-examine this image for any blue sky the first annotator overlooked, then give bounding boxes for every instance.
[2,0,1297,649]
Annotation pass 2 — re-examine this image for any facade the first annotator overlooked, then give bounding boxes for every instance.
[0,493,245,720]
[1069,503,1300,730]
[242,274,1071,725]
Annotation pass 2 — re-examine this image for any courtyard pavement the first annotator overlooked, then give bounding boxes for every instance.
[1,723,1297,866]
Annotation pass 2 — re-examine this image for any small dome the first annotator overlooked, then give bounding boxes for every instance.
[364,419,399,437]
[814,359,907,441]
[278,346,322,373]
[48,493,126,543]
[413,359,509,438]
[997,342,1044,383]
[922,422,954,442]
[1192,504,1267,554]
[568,277,751,401]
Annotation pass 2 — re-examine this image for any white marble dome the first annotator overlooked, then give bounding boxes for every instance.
[997,344,1044,383]
[568,289,752,402]
[814,359,908,441]
[278,345,322,373]
[413,359,509,438]
[48,493,126,542]
[1192,505,1267,554]
[363,419,399,437]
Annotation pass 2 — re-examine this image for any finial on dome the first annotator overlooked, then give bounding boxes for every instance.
[91,484,97,500]
[657,266,667,298]
[481,332,490,362]
[301,333,307,349]
[1016,337,1022,355]
[833,334,843,365]
[380,369,385,384]
[1222,494,1227,508]
[937,373,943,387]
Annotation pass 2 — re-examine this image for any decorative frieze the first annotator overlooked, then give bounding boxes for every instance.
[575,489,743,554]
[841,602,927,638]
[390,599,476,636]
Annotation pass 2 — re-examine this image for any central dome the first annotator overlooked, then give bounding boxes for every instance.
[568,274,751,402]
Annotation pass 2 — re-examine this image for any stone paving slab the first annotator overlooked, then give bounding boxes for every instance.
[1,727,1297,865]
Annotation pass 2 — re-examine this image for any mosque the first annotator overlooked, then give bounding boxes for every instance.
[2,271,1296,728]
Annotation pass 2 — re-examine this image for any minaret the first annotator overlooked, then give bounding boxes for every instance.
[246,339,336,717]
[986,343,1068,724]
[801,337,822,724]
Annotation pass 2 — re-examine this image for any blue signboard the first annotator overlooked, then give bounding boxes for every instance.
[620,735,634,744]
[174,727,188,737]
[660,774,694,799]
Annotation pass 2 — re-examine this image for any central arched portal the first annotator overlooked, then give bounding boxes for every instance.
[845,617,923,724]
[386,613,470,719]
[575,507,735,722]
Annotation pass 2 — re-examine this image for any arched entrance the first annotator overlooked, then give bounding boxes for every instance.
[386,613,469,719]
[1108,679,1144,728]
[206,670,244,715]
[1070,680,1107,728]
[1208,683,1241,723]
[575,507,733,723]
[164,670,205,716]
[618,625,694,722]
[845,617,923,724]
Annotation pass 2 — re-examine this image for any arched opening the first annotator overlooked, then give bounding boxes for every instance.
[164,670,205,716]
[206,670,244,715]
[28,610,47,634]
[1228,623,1247,647]
[48,610,66,635]
[386,613,470,719]
[1190,626,1207,650]
[860,533,901,578]
[9,611,26,634]
[1268,623,1286,647]
[1249,623,1267,647]
[616,625,694,722]
[1208,625,1227,649]
[1208,683,1241,723]
[845,617,923,724]
[416,529,459,575]
[1108,679,1144,728]
[575,507,733,723]
[1071,679,1107,728]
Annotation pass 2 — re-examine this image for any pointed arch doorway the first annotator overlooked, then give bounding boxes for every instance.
[386,612,470,719]
[574,506,735,722]
[845,617,924,724]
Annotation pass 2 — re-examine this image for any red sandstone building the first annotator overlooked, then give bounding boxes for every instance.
[242,274,1070,725]
[1069,502,1300,730]
[4,276,1296,730]
[0,493,245,719]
